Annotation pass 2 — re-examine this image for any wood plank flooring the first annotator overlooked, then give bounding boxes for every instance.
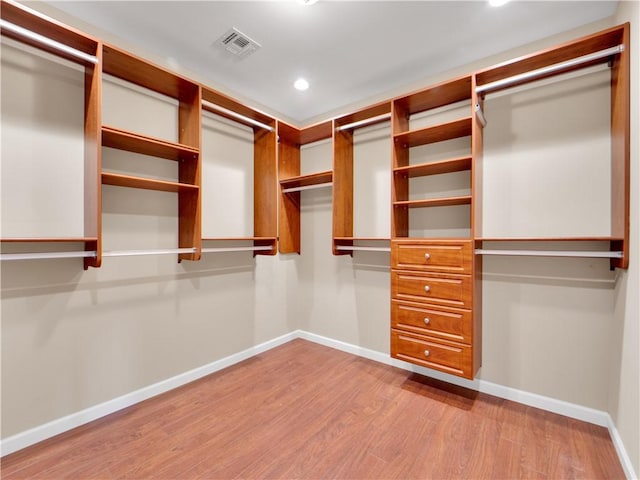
[1,339,625,479]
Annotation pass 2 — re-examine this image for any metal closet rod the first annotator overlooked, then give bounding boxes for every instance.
[476,45,624,94]
[201,246,272,253]
[282,182,332,194]
[336,113,391,131]
[0,251,97,261]
[102,248,197,258]
[336,246,391,252]
[202,100,274,132]
[0,20,99,65]
[475,249,623,259]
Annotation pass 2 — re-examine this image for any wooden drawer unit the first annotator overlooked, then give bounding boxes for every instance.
[391,300,471,343]
[391,329,472,379]
[391,240,472,274]
[391,270,472,309]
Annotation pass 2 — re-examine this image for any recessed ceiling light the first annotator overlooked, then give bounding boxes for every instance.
[489,0,510,6]
[297,0,319,5]
[294,78,309,91]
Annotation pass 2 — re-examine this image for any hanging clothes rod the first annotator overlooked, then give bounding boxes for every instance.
[476,45,624,94]
[282,182,332,194]
[103,247,197,258]
[336,246,391,252]
[0,20,99,65]
[336,113,391,131]
[475,249,623,259]
[0,250,97,261]
[201,246,272,253]
[201,100,274,132]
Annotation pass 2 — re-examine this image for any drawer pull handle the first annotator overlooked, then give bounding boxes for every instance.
[424,285,431,293]
[424,350,430,357]
[424,253,431,261]
[424,317,430,325]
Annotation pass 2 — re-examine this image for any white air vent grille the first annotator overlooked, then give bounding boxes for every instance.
[217,27,261,58]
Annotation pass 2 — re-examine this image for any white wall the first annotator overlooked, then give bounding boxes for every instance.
[1,5,638,476]
[611,1,640,474]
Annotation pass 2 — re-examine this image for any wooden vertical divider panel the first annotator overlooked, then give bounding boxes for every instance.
[391,101,409,238]
[332,122,354,255]
[609,23,630,269]
[84,43,102,268]
[254,121,278,255]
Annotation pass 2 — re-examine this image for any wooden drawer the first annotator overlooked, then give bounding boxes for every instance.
[391,240,472,273]
[391,329,472,379]
[391,270,472,308]
[391,300,471,344]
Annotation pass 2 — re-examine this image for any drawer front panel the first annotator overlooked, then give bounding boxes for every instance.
[391,271,472,308]
[391,300,471,343]
[392,241,472,273]
[391,330,472,378]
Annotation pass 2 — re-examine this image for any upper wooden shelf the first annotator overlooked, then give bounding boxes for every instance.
[476,237,623,242]
[102,44,197,100]
[280,171,333,189]
[201,86,275,131]
[0,237,98,243]
[102,126,199,161]
[102,172,199,193]
[394,117,472,148]
[394,156,472,178]
[278,120,333,146]
[394,195,472,209]
[0,0,99,64]
[334,101,391,130]
[475,24,627,91]
[394,76,472,116]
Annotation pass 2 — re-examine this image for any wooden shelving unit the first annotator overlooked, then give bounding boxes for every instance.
[332,102,392,255]
[474,23,630,269]
[278,119,333,254]
[201,87,278,255]
[390,75,482,380]
[0,0,102,269]
[101,43,201,262]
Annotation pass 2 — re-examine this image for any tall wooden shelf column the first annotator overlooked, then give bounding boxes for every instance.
[390,75,483,380]
[277,120,333,254]
[101,44,202,262]
[333,102,392,255]
[473,23,630,269]
[0,0,102,269]
[201,87,278,255]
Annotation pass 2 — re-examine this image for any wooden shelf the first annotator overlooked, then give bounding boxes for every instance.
[476,236,623,242]
[102,126,199,161]
[102,44,197,100]
[394,195,472,209]
[280,171,333,190]
[394,117,472,148]
[394,156,472,178]
[1,237,98,243]
[0,0,99,65]
[102,172,198,193]
[394,76,472,116]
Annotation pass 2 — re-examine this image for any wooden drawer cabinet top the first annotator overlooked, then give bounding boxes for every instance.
[391,270,472,309]
[391,329,473,379]
[391,240,472,273]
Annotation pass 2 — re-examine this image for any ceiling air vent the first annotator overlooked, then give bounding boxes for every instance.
[217,27,261,58]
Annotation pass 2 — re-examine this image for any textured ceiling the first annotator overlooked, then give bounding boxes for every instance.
[46,1,618,124]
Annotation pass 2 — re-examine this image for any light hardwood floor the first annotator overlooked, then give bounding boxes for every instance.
[1,339,625,479]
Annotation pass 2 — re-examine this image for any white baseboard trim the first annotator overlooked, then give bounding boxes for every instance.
[2,329,637,480]
[0,331,297,457]
[607,414,639,480]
